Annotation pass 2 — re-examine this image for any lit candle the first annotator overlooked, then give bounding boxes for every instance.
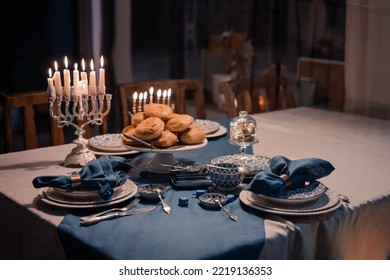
[157,89,161,103]
[73,63,80,97]
[162,89,167,105]
[167,88,171,106]
[53,60,62,97]
[63,56,71,97]
[47,68,56,99]
[143,91,147,110]
[132,92,138,113]
[98,55,105,94]
[80,59,88,95]
[149,87,154,103]
[138,92,143,112]
[89,59,96,95]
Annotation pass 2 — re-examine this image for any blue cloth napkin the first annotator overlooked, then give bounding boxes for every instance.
[248,155,335,196]
[33,155,132,199]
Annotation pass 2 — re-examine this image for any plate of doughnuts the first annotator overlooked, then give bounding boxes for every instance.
[122,103,208,150]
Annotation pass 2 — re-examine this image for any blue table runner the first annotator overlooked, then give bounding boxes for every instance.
[57,120,265,259]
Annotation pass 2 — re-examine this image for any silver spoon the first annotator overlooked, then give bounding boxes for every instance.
[214,198,238,222]
[154,188,171,214]
[338,194,350,204]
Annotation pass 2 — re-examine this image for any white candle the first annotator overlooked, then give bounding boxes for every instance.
[73,63,80,97]
[80,59,88,95]
[162,89,167,105]
[149,87,154,103]
[167,88,172,106]
[98,55,105,94]
[89,59,96,95]
[138,92,143,112]
[132,92,138,113]
[63,56,71,97]
[47,68,56,99]
[143,91,147,110]
[53,61,62,97]
[157,89,162,103]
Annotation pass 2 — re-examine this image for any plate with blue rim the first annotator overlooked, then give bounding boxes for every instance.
[88,133,139,155]
[255,181,327,205]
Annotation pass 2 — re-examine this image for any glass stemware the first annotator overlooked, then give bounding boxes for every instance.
[228,111,259,157]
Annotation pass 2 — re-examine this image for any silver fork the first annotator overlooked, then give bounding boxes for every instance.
[80,198,141,222]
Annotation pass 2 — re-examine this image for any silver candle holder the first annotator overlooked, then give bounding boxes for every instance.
[49,93,112,167]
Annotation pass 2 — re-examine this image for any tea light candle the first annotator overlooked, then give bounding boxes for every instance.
[89,59,96,95]
[98,55,105,94]
[53,61,62,97]
[157,89,162,103]
[47,68,56,99]
[63,56,71,97]
[149,87,154,103]
[73,63,80,97]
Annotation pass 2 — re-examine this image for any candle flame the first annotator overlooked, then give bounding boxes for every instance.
[81,58,85,71]
[157,89,161,97]
[149,87,154,94]
[133,92,138,100]
[74,63,78,70]
[167,88,171,97]
[64,56,68,68]
[54,61,58,71]
[162,90,167,98]
[90,59,94,71]
[139,92,143,100]
[100,55,104,68]
[48,68,52,78]
[144,91,147,99]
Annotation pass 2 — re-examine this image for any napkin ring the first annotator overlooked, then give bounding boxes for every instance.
[69,173,81,188]
[279,174,291,187]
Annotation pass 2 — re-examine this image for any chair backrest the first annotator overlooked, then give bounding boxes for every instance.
[219,66,296,118]
[118,79,206,127]
[297,57,345,111]
[0,90,65,153]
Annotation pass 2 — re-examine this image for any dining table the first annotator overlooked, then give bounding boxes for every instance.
[0,107,389,260]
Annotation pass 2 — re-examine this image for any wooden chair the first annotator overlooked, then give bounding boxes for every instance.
[297,57,345,111]
[118,79,206,127]
[0,90,65,153]
[218,65,296,118]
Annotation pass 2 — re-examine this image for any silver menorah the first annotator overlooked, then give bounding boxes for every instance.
[49,93,112,167]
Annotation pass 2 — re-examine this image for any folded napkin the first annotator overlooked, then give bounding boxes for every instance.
[248,155,335,196]
[33,155,132,199]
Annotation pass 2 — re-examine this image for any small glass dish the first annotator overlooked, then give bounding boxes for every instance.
[137,184,168,200]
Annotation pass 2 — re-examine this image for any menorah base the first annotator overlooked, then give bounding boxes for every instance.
[64,139,96,167]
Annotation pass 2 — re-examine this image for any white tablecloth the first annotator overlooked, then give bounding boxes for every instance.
[1,107,389,259]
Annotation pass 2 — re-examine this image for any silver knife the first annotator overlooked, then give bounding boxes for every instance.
[122,133,158,149]
[80,206,156,226]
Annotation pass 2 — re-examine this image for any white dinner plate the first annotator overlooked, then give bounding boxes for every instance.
[41,180,138,208]
[87,145,139,156]
[194,119,221,134]
[240,189,342,216]
[205,125,227,138]
[88,134,129,152]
